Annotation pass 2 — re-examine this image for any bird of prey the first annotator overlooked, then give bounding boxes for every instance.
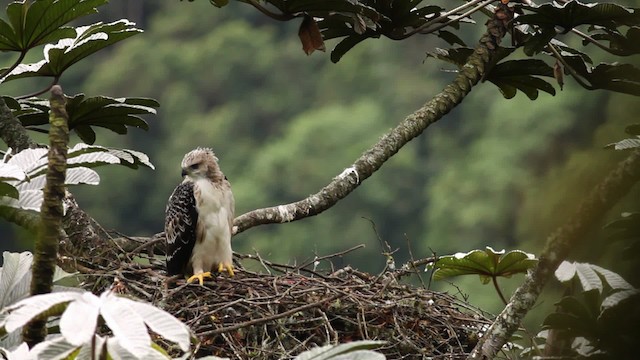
[165,147,235,285]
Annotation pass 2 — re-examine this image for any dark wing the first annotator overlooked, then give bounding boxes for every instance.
[165,182,198,276]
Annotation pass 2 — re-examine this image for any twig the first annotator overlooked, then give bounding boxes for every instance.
[199,294,344,336]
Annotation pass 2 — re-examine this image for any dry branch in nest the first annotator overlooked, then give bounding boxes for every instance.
[61,243,492,359]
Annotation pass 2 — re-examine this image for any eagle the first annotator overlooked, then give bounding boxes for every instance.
[165,147,235,285]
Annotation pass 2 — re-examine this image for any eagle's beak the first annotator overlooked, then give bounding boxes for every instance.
[181,169,188,177]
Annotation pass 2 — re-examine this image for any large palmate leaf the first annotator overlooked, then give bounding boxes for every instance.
[487,59,556,99]
[0,144,154,213]
[518,1,640,31]
[426,47,556,100]
[5,94,157,144]
[0,0,106,52]
[2,290,191,359]
[1,20,142,83]
[294,340,386,360]
[429,247,538,284]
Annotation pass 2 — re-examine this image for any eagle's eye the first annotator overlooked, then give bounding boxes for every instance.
[189,163,199,170]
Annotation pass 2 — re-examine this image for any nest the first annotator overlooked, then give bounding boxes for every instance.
[63,242,491,359]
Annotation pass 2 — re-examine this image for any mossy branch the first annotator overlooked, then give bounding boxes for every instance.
[0,97,38,152]
[233,4,512,235]
[23,85,70,347]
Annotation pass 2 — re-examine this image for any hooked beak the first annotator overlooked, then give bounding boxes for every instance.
[181,169,188,177]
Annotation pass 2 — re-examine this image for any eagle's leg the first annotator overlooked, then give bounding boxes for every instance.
[218,263,235,277]
[187,272,212,285]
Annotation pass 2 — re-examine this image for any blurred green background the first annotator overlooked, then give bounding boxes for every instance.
[1,0,638,328]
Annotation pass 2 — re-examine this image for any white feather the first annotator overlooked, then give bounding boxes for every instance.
[190,178,233,274]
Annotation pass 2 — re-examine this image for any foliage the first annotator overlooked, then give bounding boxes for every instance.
[2,94,158,145]
[191,0,640,100]
[0,288,191,359]
[428,247,537,304]
[541,261,640,359]
[429,247,537,284]
[0,0,156,144]
[293,340,386,360]
[0,144,154,212]
[605,122,640,150]
[0,251,76,349]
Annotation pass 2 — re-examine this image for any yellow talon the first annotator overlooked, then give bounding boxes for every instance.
[187,271,212,285]
[218,263,235,277]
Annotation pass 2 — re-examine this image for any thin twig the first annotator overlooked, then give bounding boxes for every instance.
[199,294,343,336]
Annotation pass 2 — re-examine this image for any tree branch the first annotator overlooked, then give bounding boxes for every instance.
[23,85,70,347]
[0,97,38,152]
[467,149,640,360]
[233,4,513,235]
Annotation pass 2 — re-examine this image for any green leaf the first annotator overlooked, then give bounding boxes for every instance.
[601,289,640,311]
[331,34,369,63]
[605,137,640,150]
[0,182,19,199]
[486,59,556,100]
[1,20,142,83]
[561,57,640,95]
[425,47,474,67]
[294,340,386,360]
[4,0,107,51]
[625,123,640,135]
[430,247,537,282]
[555,261,634,293]
[0,18,20,51]
[74,125,96,144]
[436,30,466,46]
[210,0,229,7]
[587,26,640,56]
[519,1,640,32]
[13,95,157,143]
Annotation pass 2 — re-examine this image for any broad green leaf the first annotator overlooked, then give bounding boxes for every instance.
[99,293,151,358]
[605,137,640,150]
[601,289,640,311]
[436,30,466,47]
[30,336,80,360]
[0,18,20,51]
[425,47,473,67]
[75,335,105,360]
[0,189,44,212]
[587,26,640,56]
[589,264,634,290]
[127,300,191,352]
[486,58,557,99]
[0,163,26,182]
[60,293,100,346]
[294,340,386,360]
[0,182,19,199]
[331,34,369,63]
[603,212,640,244]
[3,292,80,332]
[4,0,107,50]
[0,343,30,360]
[625,123,640,135]
[0,251,33,308]
[555,261,633,292]
[210,0,229,8]
[519,1,640,31]
[430,247,537,282]
[1,20,142,83]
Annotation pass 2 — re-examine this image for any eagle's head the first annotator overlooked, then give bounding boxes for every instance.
[181,147,223,182]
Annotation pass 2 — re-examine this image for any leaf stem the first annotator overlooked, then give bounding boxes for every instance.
[492,276,508,305]
[0,51,26,80]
